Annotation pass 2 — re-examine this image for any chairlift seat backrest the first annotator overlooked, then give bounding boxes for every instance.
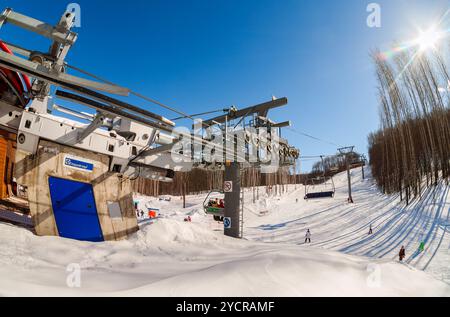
[304,191,334,199]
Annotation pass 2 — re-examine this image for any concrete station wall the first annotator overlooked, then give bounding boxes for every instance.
[14,140,138,241]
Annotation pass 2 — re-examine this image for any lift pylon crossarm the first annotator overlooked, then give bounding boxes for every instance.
[201,97,288,128]
[271,120,291,128]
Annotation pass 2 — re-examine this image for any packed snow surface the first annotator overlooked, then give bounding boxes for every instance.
[0,168,449,296]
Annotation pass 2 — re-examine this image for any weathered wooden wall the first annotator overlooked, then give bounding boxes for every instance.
[132,166,299,197]
[14,140,138,241]
[0,130,16,200]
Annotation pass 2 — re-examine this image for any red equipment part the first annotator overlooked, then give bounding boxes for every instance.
[0,40,31,104]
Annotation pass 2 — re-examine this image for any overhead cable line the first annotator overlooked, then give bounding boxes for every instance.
[66,64,240,132]
[66,63,197,121]
[64,64,250,161]
[299,155,336,159]
[286,127,341,147]
[171,108,228,121]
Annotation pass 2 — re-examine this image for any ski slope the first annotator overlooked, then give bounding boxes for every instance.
[243,169,450,284]
[0,168,449,296]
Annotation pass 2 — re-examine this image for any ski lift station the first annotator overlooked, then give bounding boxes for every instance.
[0,8,299,242]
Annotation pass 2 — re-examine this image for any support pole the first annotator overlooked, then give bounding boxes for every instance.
[361,154,366,180]
[346,157,353,203]
[338,146,355,204]
[224,162,241,238]
[182,180,186,209]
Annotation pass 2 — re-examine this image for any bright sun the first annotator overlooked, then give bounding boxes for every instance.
[415,27,443,52]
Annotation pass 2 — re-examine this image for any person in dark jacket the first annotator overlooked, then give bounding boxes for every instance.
[399,246,406,262]
[305,229,311,244]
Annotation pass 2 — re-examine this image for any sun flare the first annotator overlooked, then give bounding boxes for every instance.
[415,26,444,52]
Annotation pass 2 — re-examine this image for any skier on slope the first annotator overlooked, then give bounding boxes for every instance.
[368,225,373,235]
[418,240,425,253]
[399,246,406,262]
[305,229,311,244]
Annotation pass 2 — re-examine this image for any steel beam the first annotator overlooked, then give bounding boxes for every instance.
[138,140,181,156]
[55,90,173,133]
[1,10,77,45]
[0,51,130,96]
[1,42,31,58]
[0,53,176,128]
[53,104,95,121]
[272,120,291,128]
[77,112,109,142]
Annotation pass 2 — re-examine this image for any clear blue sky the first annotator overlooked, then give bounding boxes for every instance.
[1,0,448,171]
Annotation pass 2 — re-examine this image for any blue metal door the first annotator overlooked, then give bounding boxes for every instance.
[48,177,104,242]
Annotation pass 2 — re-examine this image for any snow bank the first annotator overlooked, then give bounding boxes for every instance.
[0,217,449,297]
[0,167,449,296]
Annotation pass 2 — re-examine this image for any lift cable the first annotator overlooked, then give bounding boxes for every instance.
[66,63,242,133]
[286,127,341,147]
[64,64,296,164]
[64,64,254,163]
[66,62,296,158]
[171,108,228,121]
[299,155,336,159]
[66,63,197,121]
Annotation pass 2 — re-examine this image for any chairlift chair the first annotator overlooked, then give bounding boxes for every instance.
[304,156,336,200]
[203,190,225,222]
[304,176,335,199]
[350,159,365,169]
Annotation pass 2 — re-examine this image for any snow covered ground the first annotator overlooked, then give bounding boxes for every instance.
[245,170,450,285]
[0,168,449,296]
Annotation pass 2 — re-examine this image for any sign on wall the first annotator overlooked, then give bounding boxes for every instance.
[107,201,123,219]
[64,155,94,173]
